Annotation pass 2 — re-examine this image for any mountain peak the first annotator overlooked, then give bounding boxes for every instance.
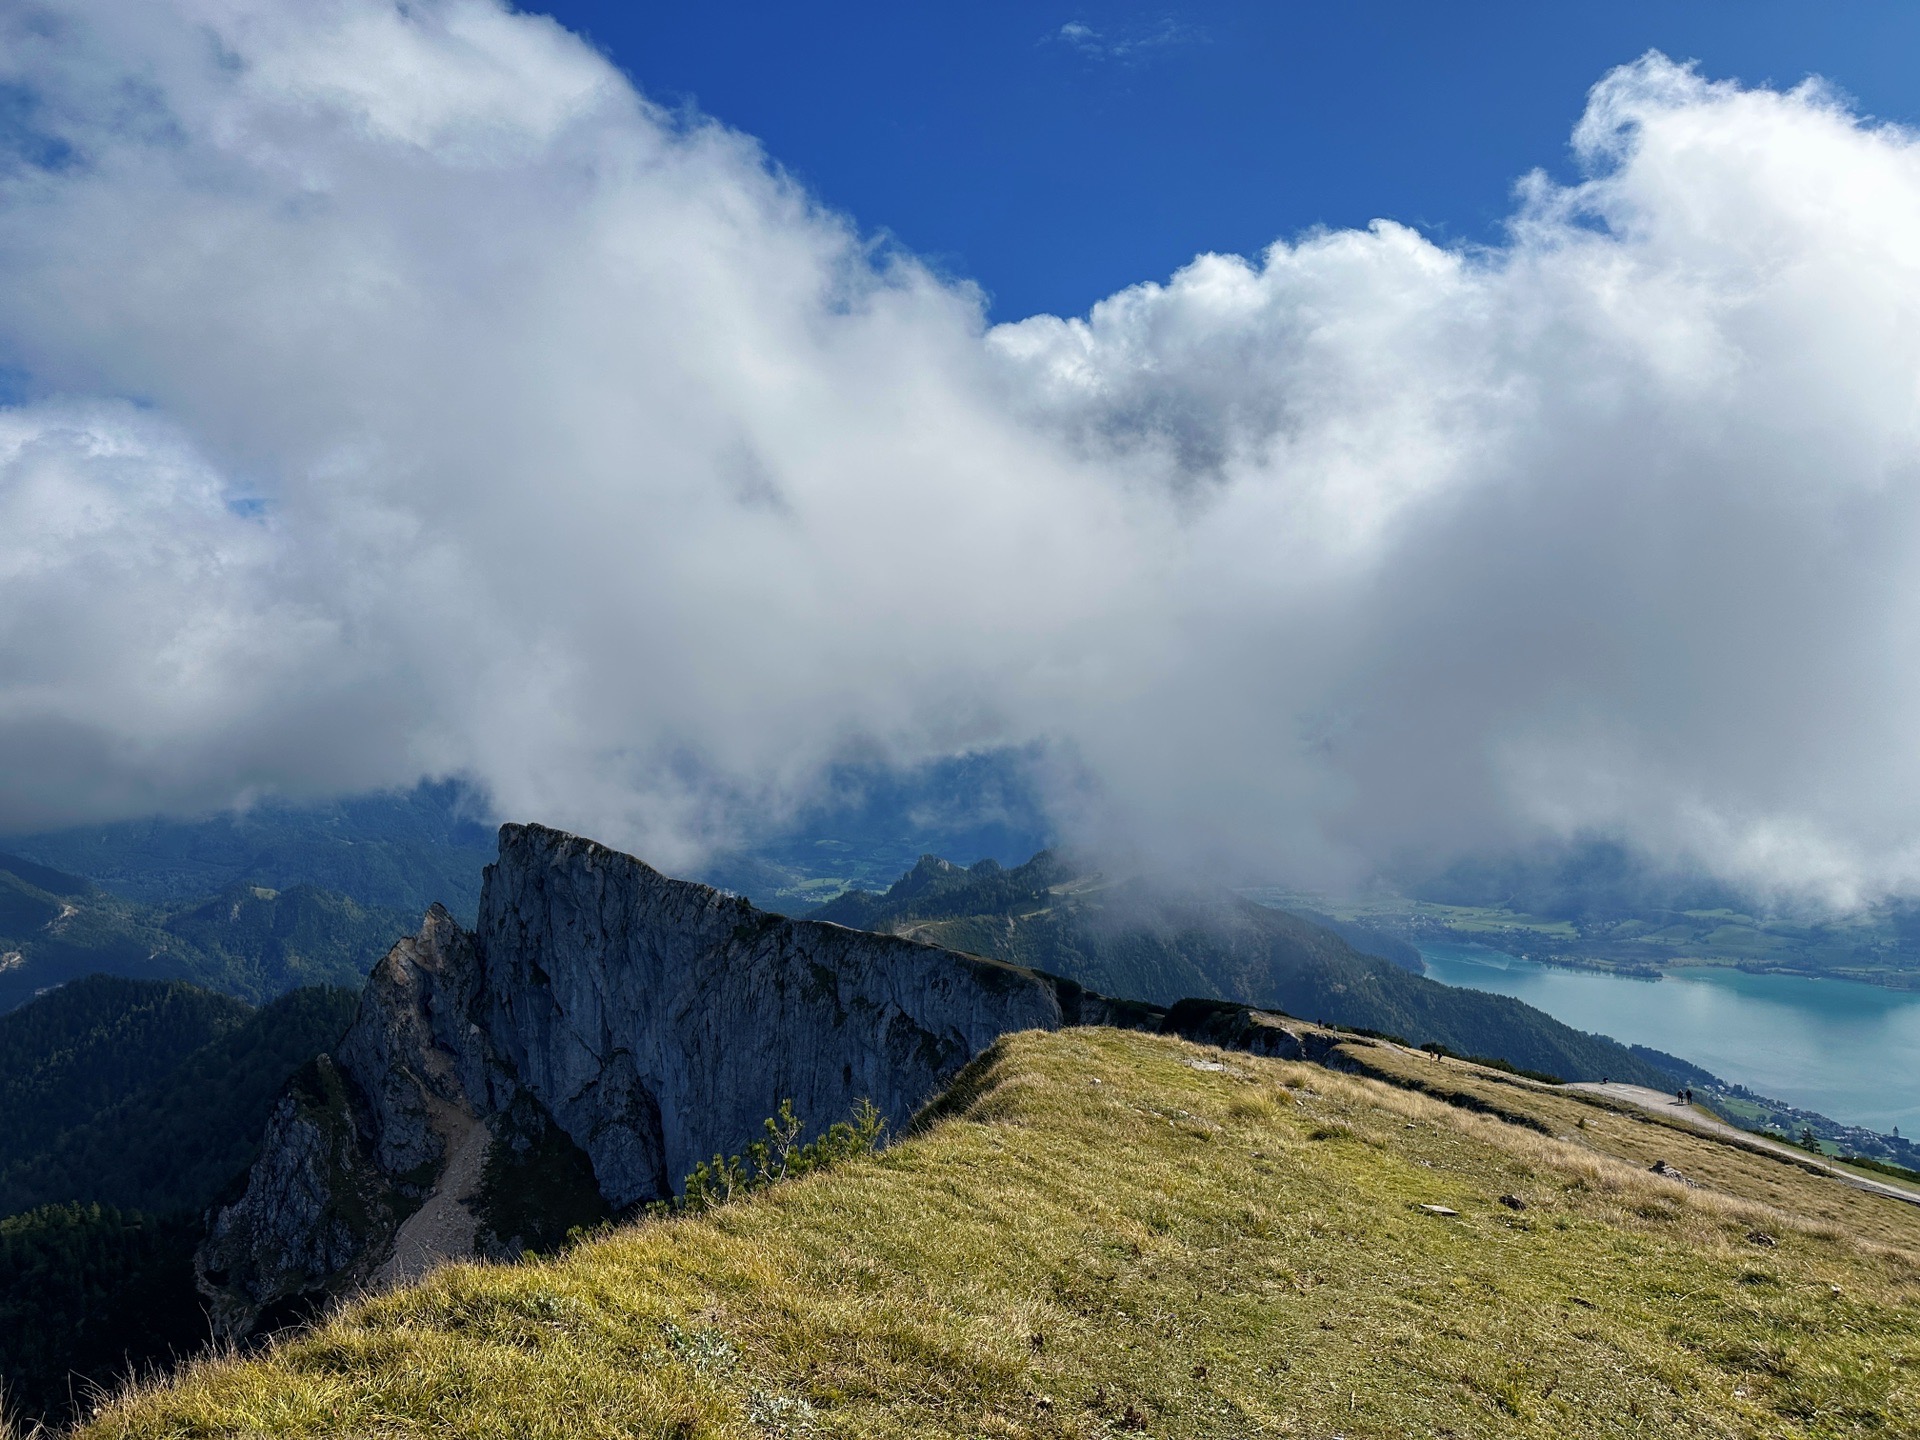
[197,823,1090,1338]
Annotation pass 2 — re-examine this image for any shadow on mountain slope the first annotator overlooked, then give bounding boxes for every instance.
[812,852,1675,1087]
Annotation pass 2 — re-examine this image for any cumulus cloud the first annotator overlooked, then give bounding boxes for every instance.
[2,4,1919,905]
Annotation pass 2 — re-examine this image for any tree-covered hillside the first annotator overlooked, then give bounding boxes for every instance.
[813,853,1676,1087]
[0,977,252,1166]
[0,1204,205,1423]
[0,983,358,1218]
[0,977,357,1423]
[160,882,413,1002]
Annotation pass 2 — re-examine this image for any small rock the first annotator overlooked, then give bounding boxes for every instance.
[1569,1296,1597,1309]
[1746,1230,1776,1247]
[1649,1159,1690,1183]
[1498,1194,1527,1210]
[1417,1203,1459,1216]
[1191,1363,1209,1380]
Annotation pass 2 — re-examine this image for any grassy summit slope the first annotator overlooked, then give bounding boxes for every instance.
[82,1028,1917,1439]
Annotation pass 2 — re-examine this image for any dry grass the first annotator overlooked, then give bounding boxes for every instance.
[1345,1040,1920,1249]
[78,1029,1920,1439]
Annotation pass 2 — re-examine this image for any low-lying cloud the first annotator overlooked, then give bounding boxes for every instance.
[4,0,1920,905]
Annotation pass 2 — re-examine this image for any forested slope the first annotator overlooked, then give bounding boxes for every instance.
[0,978,357,1423]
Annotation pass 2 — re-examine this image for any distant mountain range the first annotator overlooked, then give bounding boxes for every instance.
[16,771,1920,992]
[811,852,1676,1088]
[0,849,412,1012]
[1,778,1696,1088]
[5,780,496,916]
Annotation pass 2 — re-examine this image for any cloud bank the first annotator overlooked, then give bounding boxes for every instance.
[4,1,1920,904]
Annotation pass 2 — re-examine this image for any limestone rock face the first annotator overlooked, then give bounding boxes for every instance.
[195,1053,407,1339]
[198,823,1077,1336]
[471,824,1067,1207]
[334,905,504,1180]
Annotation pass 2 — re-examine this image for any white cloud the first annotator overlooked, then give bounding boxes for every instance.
[1048,16,1202,63]
[2,11,1919,905]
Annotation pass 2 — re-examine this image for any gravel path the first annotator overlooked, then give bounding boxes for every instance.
[376,1100,490,1286]
[1567,1082,1920,1210]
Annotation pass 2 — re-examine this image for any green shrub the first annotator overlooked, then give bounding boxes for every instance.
[676,1099,886,1212]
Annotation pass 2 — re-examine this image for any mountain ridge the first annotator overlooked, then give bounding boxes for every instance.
[196,824,1144,1339]
[0,853,412,1013]
[811,851,1678,1087]
[80,1025,1920,1439]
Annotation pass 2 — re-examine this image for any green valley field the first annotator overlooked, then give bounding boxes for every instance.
[1259,888,1920,991]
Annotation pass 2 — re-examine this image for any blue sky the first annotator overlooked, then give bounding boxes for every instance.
[538,1,1920,320]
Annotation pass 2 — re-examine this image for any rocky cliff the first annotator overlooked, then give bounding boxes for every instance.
[198,824,1132,1338]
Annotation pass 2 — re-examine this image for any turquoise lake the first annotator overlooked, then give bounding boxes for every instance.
[1417,943,1920,1135]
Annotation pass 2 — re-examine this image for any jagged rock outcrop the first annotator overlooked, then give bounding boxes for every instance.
[199,824,1109,1337]
[1159,997,1350,1064]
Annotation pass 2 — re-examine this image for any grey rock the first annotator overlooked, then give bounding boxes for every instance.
[199,822,1344,1339]
[1159,997,1347,1063]
[1649,1158,1697,1186]
[471,824,1067,1207]
[199,823,1079,1336]
[195,1053,406,1338]
[332,906,500,1181]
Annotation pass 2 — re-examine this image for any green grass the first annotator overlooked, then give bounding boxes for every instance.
[1833,1155,1920,1189]
[71,1029,1920,1439]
